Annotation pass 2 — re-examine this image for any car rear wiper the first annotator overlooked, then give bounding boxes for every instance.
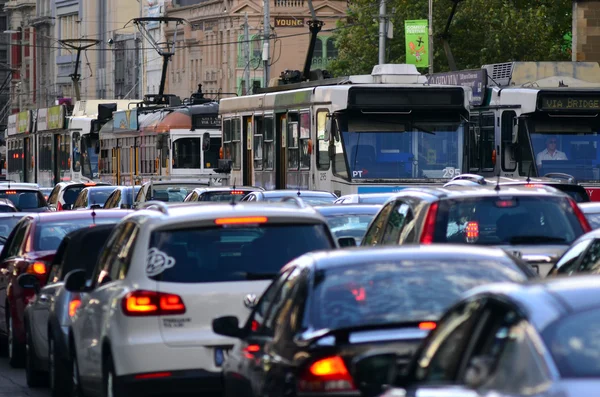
[234,272,278,280]
[508,236,567,244]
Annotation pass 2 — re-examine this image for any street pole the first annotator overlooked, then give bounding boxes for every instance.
[378,0,386,65]
[263,0,270,87]
[428,0,433,74]
[243,13,250,95]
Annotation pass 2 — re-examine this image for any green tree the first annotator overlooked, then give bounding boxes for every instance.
[329,0,572,76]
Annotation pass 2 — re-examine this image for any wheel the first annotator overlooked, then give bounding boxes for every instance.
[25,327,47,387]
[7,315,25,368]
[71,347,85,397]
[103,355,124,397]
[50,336,72,397]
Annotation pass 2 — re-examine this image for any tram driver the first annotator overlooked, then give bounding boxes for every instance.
[536,137,567,167]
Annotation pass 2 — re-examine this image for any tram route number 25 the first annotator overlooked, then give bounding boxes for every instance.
[442,167,461,178]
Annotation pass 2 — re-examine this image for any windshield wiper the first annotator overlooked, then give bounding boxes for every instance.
[508,236,567,245]
[234,272,278,280]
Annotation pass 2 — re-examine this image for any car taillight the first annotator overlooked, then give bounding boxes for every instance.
[298,356,356,393]
[57,201,63,211]
[419,321,437,330]
[466,221,479,243]
[26,262,47,275]
[122,290,186,316]
[420,202,439,244]
[69,296,81,317]
[569,199,592,233]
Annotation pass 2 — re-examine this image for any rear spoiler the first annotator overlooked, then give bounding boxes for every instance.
[295,321,432,347]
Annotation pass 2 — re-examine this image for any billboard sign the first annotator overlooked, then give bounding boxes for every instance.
[113,109,138,131]
[427,69,488,106]
[37,105,65,131]
[405,20,429,67]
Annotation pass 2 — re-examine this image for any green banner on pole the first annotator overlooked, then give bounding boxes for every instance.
[405,20,429,67]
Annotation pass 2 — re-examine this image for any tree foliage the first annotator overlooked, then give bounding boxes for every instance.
[329,0,572,76]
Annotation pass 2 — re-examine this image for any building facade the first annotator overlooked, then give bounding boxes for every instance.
[4,0,36,112]
[0,0,10,129]
[573,0,600,63]
[31,0,55,108]
[165,0,346,100]
[54,0,80,101]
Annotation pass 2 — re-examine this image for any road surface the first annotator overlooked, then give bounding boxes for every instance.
[0,359,49,397]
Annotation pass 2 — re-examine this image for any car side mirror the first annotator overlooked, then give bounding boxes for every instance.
[244,294,257,309]
[17,273,40,294]
[212,315,243,338]
[352,352,405,397]
[64,269,90,292]
[338,237,357,248]
[464,356,494,389]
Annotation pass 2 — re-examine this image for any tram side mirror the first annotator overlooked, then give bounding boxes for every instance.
[202,132,211,152]
[328,144,336,160]
[324,116,332,141]
[512,118,519,144]
[94,141,100,154]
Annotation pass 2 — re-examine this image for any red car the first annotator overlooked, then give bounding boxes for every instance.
[0,209,131,367]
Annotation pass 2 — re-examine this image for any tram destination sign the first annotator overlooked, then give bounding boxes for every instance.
[538,94,600,111]
[192,114,219,128]
[427,69,487,106]
[349,87,464,108]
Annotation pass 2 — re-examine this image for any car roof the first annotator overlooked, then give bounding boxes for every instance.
[313,204,382,215]
[258,190,336,197]
[31,209,132,223]
[191,186,261,193]
[297,245,516,271]
[0,186,41,192]
[0,212,33,219]
[579,202,600,213]
[397,184,566,200]
[144,180,209,186]
[82,186,117,191]
[129,202,327,226]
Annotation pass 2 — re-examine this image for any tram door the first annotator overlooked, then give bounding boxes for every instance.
[275,113,287,189]
[243,116,252,186]
[23,137,33,183]
[53,135,60,185]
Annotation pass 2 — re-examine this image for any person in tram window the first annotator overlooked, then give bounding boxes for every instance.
[536,137,567,167]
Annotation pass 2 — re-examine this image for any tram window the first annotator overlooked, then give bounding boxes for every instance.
[72,135,81,173]
[264,117,274,170]
[300,113,311,170]
[501,111,517,172]
[173,138,201,169]
[254,134,263,170]
[468,113,494,172]
[317,110,330,171]
[205,138,220,169]
[481,114,495,171]
[287,122,299,170]
[223,119,233,165]
[233,118,241,170]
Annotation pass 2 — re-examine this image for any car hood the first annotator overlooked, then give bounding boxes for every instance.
[497,244,569,277]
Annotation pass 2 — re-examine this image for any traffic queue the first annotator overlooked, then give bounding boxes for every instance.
[0,174,598,397]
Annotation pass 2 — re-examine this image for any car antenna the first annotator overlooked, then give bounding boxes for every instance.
[91,206,96,225]
[526,163,532,183]
[494,173,501,192]
[230,178,237,206]
[297,188,301,197]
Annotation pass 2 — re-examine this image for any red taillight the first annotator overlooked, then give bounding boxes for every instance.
[298,356,355,393]
[420,202,439,244]
[419,321,437,330]
[122,290,186,316]
[251,320,259,331]
[26,262,47,275]
[569,199,592,233]
[135,372,172,380]
[466,221,479,243]
[243,344,260,359]
[69,297,81,317]
[57,201,63,211]
[351,287,366,301]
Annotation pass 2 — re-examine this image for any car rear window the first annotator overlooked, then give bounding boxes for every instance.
[198,191,252,202]
[89,188,116,206]
[0,190,45,209]
[0,205,16,212]
[147,224,333,283]
[0,216,23,238]
[360,196,393,204]
[60,227,115,280]
[585,213,600,230]
[543,308,600,378]
[325,214,377,241]
[552,185,590,203]
[266,196,336,205]
[308,260,528,330]
[433,196,584,245]
[151,185,204,202]
[62,186,85,205]
[35,217,125,251]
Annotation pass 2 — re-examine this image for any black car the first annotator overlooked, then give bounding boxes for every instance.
[356,275,600,397]
[362,184,591,276]
[212,245,536,397]
[0,187,51,212]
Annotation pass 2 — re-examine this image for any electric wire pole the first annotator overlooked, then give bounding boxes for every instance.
[428,0,434,74]
[263,0,270,86]
[243,13,250,95]
[378,0,386,65]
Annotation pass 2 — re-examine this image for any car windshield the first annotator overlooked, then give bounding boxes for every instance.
[434,196,584,245]
[151,185,205,202]
[340,116,464,180]
[324,214,377,241]
[147,224,333,283]
[530,119,600,183]
[198,191,252,202]
[88,187,116,206]
[35,217,125,251]
[308,260,528,330]
[0,190,45,209]
[0,216,24,238]
[542,308,600,378]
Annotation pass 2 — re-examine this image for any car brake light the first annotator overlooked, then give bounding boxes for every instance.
[26,262,47,275]
[69,297,81,317]
[5,190,16,194]
[135,372,172,380]
[569,198,592,233]
[251,320,259,331]
[230,190,246,195]
[466,221,479,243]
[243,344,260,359]
[420,202,439,244]
[215,216,268,225]
[419,321,437,330]
[122,290,186,316]
[57,201,63,211]
[495,199,517,208]
[84,183,96,186]
[298,356,355,393]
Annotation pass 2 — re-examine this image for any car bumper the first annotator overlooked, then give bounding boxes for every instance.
[117,369,223,397]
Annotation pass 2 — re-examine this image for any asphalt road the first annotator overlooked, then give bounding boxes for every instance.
[0,359,50,397]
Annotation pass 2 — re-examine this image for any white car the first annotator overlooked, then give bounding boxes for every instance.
[65,201,337,397]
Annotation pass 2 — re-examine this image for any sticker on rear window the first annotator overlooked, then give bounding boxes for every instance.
[146,248,176,276]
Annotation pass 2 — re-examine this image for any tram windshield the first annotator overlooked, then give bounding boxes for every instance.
[80,134,99,179]
[529,119,600,182]
[340,116,464,180]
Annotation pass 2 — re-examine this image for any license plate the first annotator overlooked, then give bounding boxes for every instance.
[214,347,231,367]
